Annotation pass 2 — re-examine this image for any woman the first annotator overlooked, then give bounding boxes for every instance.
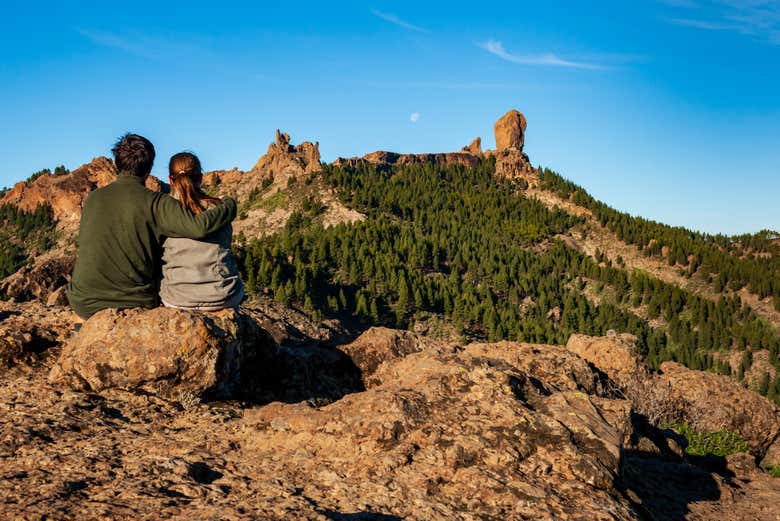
[159,152,244,311]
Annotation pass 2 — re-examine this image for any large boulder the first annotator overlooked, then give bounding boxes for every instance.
[566,333,649,389]
[49,307,276,401]
[240,338,637,519]
[339,327,435,387]
[658,361,780,458]
[494,109,527,152]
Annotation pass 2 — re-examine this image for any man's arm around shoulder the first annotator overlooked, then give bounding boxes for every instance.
[154,194,237,239]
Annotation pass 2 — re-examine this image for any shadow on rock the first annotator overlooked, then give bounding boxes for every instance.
[621,449,723,520]
[620,415,726,520]
[240,342,366,406]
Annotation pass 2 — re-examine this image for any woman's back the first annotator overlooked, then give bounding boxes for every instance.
[159,152,243,311]
[160,216,243,311]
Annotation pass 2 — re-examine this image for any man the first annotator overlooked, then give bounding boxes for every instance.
[68,134,237,319]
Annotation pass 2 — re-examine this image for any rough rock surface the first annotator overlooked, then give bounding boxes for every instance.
[0,300,73,371]
[494,148,535,184]
[0,157,116,226]
[1,304,779,519]
[762,436,780,469]
[494,109,527,152]
[252,129,321,177]
[566,333,649,389]
[659,361,780,459]
[462,137,482,155]
[49,307,275,401]
[204,130,321,202]
[0,252,75,302]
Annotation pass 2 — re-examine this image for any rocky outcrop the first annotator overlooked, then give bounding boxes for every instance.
[566,333,649,389]
[0,301,74,372]
[252,129,321,177]
[204,130,321,201]
[0,252,75,302]
[334,150,481,169]
[494,148,535,184]
[0,157,116,227]
[494,109,527,152]
[762,436,780,469]
[1,308,779,519]
[462,137,482,155]
[658,361,780,459]
[49,307,276,401]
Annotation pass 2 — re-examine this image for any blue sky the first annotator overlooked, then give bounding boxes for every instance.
[1,0,778,234]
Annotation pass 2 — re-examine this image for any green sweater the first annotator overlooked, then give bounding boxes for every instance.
[67,174,237,319]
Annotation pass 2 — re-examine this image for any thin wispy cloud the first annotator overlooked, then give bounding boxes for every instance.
[75,27,225,63]
[76,28,157,59]
[669,17,740,30]
[661,0,780,44]
[371,9,428,33]
[477,40,608,70]
[409,112,421,123]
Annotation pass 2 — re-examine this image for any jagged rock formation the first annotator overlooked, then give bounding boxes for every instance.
[1,157,116,226]
[489,109,536,185]
[49,307,275,401]
[204,130,321,201]
[494,109,527,152]
[0,157,164,233]
[461,137,482,155]
[252,129,321,176]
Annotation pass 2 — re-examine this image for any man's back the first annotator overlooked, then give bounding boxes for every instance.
[68,174,236,318]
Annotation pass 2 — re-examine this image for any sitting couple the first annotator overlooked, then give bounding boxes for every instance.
[68,134,243,320]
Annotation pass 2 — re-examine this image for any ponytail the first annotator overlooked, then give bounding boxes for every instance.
[168,152,221,215]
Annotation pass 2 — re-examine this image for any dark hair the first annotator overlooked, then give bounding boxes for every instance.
[168,152,221,215]
[112,133,155,177]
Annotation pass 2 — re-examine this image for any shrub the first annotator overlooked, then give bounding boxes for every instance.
[669,422,749,457]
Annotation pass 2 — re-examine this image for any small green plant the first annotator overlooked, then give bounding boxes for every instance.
[769,466,780,478]
[669,422,749,457]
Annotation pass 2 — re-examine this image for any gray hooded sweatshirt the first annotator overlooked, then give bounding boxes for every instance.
[159,197,244,311]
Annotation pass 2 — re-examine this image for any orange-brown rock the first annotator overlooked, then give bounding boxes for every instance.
[494,148,536,185]
[0,300,74,372]
[334,150,481,169]
[0,252,75,302]
[658,361,780,459]
[252,129,321,176]
[462,137,482,155]
[49,307,275,401]
[761,436,780,469]
[494,109,527,152]
[202,130,321,202]
[566,333,650,388]
[0,157,116,225]
[240,338,637,520]
[1,314,779,519]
